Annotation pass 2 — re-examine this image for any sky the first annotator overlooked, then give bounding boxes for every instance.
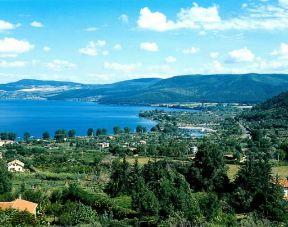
[0,0,288,84]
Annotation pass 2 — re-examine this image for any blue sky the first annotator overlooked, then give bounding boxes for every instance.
[0,0,288,84]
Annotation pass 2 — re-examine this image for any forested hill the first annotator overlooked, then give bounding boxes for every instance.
[239,91,288,139]
[0,79,83,91]
[51,73,288,104]
[1,74,288,103]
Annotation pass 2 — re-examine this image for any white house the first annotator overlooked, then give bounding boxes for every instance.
[8,160,25,172]
[98,142,110,149]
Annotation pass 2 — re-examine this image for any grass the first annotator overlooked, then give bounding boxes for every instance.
[227,164,240,181]
[125,156,160,165]
[227,164,288,180]
[272,166,288,179]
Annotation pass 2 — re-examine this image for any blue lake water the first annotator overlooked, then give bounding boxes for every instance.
[0,100,201,139]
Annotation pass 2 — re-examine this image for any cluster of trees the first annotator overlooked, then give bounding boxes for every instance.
[87,128,108,137]
[0,132,16,141]
[105,142,288,225]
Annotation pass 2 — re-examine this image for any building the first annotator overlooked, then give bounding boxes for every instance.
[8,160,25,172]
[278,179,288,200]
[98,142,110,149]
[139,140,147,145]
[0,140,14,147]
[0,199,38,215]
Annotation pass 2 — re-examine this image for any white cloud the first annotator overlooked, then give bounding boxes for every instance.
[79,40,106,56]
[47,59,77,71]
[182,47,199,54]
[0,20,19,31]
[102,50,109,56]
[279,0,288,8]
[271,43,288,59]
[0,38,34,57]
[165,56,177,63]
[242,3,248,8]
[140,42,159,52]
[113,44,122,51]
[119,14,129,23]
[227,48,255,63]
[30,21,43,28]
[0,60,27,68]
[84,27,98,32]
[137,2,288,31]
[210,52,219,59]
[104,62,141,72]
[43,46,51,52]
[137,7,177,32]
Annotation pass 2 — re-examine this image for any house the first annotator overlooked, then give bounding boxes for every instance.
[0,140,14,147]
[8,160,25,172]
[0,198,38,215]
[139,140,147,145]
[98,142,110,149]
[191,146,198,155]
[278,179,288,200]
[239,155,247,163]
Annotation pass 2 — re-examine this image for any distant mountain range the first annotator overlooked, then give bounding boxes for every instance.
[0,74,288,104]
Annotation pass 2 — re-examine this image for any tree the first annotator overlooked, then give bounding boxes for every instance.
[0,132,16,141]
[7,132,16,141]
[23,132,31,142]
[58,201,100,226]
[54,129,67,143]
[96,128,107,136]
[136,125,146,134]
[113,126,122,135]
[42,131,50,140]
[186,142,229,193]
[0,159,12,194]
[132,177,159,217]
[106,157,130,197]
[124,127,131,134]
[0,132,8,140]
[68,129,76,138]
[231,152,288,222]
[87,128,94,137]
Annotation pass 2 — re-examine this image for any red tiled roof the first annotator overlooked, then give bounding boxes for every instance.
[0,199,38,215]
[278,179,288,188]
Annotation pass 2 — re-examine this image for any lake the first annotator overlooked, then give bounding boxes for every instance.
[0,100,202,139]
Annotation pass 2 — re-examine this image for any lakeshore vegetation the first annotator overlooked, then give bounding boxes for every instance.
[0,92,288,226]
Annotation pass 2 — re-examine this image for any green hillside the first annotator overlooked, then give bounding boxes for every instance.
[239,91,288,139]
[99,74,288,104]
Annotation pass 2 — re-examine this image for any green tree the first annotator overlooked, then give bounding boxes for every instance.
[231,153,288,222]
[68,129,76,138]
[54,129,66,143]
[106,157,130,197]
[186,142,229,193]
[124,127,131,134]
[23,132,31,142]
[0,209,39,226]
[87,128,94,137]
[0,159,12,194]
[42,131,50,140]
[113,126,122,135]
[136,125,146,134]
[58,201,100,226]
[132,177,159,217]
[7,132,16,141]
[96,128,107,136]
